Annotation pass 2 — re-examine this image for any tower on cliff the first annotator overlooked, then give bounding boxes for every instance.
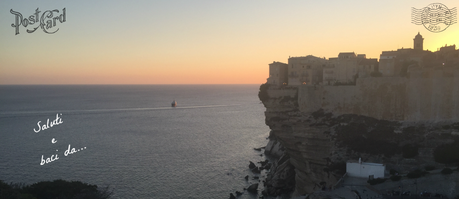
[414,32,424,51]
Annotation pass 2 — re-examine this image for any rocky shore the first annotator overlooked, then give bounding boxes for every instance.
[262,137,295,197]
[227,136,296,199]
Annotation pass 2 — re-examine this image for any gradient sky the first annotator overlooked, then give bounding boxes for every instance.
[1,0,458,84]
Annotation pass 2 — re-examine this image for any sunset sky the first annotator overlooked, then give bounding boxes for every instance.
[1,0,458,84]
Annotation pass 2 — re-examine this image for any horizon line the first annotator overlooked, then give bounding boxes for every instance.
[0,83,263,86]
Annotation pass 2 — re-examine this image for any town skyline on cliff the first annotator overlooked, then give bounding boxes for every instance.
[267,32,459,86]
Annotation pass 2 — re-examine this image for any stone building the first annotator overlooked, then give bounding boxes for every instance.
[414,32,424,51]
[379,51,398,76]
[379,33,433,77]
[325,52,372,84]
[266,32,455,86]
[287,55,327,86]
[323,63,336,86]
[435,45,459,67]
[267,61,288,86]
[358,58,378,77]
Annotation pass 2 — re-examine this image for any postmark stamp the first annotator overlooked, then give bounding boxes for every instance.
[411,3,457,33]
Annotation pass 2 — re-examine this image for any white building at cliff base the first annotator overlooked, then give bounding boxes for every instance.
[346,158,385,179]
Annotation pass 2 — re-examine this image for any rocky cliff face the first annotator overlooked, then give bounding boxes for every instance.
[260,84,459,197]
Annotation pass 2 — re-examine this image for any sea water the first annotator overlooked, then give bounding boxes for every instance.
[0,85,270,199]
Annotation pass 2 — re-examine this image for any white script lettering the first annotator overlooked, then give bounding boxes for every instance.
[33,113,63,133]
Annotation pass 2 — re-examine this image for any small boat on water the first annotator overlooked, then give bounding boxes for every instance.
[171,100,177,107]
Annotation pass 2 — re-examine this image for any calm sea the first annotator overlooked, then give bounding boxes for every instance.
[0,85,270,199]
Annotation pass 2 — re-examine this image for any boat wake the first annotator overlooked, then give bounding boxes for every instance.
[0,104,238,117]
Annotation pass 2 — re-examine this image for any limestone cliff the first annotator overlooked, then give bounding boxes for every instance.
[259,78,459,197]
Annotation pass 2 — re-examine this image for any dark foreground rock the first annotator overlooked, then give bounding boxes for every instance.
[0,179,112,199]
[249,161,256,170]
[247,183,258,193]
[264,139,285,158]
[264,153,295,196]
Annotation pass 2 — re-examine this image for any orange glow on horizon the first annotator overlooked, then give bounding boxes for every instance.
[1,1,458,85]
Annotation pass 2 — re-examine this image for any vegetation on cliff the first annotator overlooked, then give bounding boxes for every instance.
[326,113,402,157]
[400,60,419,77]
[441,168,454,175]
[390,175,402,181]
[424,165,436,171]
[308,109,459,163]
[402,144,419,158]
[258,83,270,102]
[434,139,459,164]
[0,179,112,199]
[367,178,386,185]
[406,169,429,178]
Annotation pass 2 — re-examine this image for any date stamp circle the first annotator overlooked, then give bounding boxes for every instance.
[421,3,454,33]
